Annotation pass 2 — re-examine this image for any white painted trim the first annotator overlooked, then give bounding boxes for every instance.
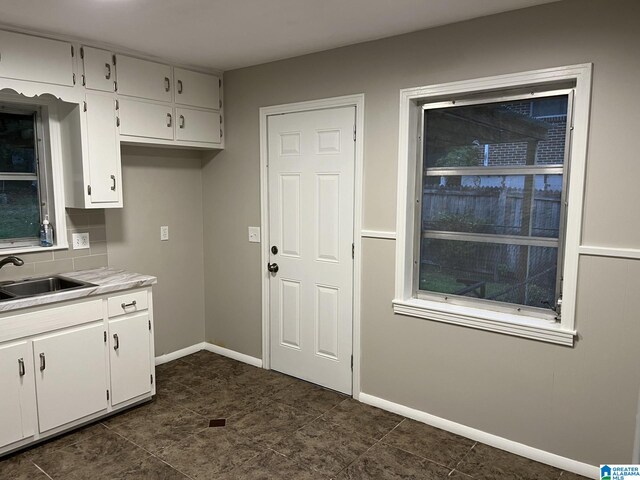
[259,93,365,398]
[361,229,397,240]
[154,342,206,366]
[393,299,575,346]
[394,64,593,345]
[579,245,640,261]
[359,392,598,479]
[204,343,263,368]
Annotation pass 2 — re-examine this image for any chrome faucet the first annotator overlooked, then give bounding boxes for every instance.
[0,256,24,270]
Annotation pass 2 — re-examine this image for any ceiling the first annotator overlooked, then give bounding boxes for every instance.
[0,0,557,71]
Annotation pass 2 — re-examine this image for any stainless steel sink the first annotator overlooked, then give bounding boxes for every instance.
[0,276,96,302]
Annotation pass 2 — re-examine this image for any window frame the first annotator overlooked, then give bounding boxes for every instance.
[0,93,68,254]
[393,64,593,346]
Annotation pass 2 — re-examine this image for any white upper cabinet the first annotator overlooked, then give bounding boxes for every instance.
[115,55,172,102]
[119,99,174,140]
[85,92,121,204]
[0,30,74,86]
[176,108,221,144]
[174,68,220,110]
[82,46,115,92]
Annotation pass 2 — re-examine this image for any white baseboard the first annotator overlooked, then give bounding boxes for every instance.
[154,342,263,369]
[358,393,598,479]
[155,342,206,366]
[204,342,263,368]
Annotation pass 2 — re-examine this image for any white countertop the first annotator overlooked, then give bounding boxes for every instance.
[0,267,157,313]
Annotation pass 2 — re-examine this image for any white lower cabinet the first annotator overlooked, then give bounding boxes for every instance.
[0,288,155,457]
[33,323,108,433]
[108,312,152,406]
[0,341,36,448]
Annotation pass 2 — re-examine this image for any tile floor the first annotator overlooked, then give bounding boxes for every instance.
[0,350,590,479]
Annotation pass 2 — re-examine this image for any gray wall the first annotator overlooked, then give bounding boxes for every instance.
[202,0,640,465]
[106,147,206,356]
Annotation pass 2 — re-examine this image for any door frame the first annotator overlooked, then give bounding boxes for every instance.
[259,94,365,398]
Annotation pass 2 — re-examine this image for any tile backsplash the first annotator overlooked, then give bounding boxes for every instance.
[0,209,109,282]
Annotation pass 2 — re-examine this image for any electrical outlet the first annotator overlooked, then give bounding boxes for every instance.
[160,226,169,241]
[72,232,90,250]
[248,226,260,243]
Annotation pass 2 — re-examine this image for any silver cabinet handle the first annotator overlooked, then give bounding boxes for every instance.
[121,300,137,309]
[166,113,172,127]
[18,358,25,377]
[164,76,170,92]
[39,353,46,371]
[179,115,185,129]
[177,79,183,94]
[113,333,119,351]
[111,175,116,191]
[105,63,111,80]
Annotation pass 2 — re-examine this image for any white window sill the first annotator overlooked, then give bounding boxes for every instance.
[0,243,69,257]
[392,298,576,346]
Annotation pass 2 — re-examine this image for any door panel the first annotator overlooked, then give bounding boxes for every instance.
[175,108,221,143]
[115,55,172,102]
[119,99,174,140]
[33,323,107,433]
[0,30,74,86]
[0,341,36,448]
[174,68,220,110]
[268,106,355,394]
[82,46,114,92]
[85,92,120,203]
[109,313,152,406]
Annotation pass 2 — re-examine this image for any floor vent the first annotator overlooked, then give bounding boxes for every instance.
[209,419,226,428]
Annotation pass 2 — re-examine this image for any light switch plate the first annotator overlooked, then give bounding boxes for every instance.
[160,226,169,241]
[248,226,261,243]
[72,232,90,250]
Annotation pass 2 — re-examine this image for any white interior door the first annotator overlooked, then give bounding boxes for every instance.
[268,106,355,394]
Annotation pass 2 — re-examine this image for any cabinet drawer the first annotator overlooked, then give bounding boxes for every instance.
[119,99,174,140]
[0,30,74,86]
[108,290,149,318]
[176,108,221,144]
[174,68,220,110]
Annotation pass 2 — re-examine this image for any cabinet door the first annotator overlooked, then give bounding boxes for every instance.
[33,323,108,433]
[115,55,172,102]
[174,68,220,110]
[0,30,74,86]
[85,92,121,204]
[0,341,36,448]
[109,313,152,406]
[119,99,174,140]
[176,108,221,144]
[82,46,115,92]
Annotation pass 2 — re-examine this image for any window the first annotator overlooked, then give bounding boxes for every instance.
[418,91,570,318]
[394,65,592,345]
[0,107,44,248]
[0,96,65,253]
